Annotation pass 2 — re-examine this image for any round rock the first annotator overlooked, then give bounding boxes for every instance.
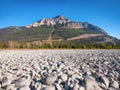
[45,75,57,85]
[85,76,103,90]
[60,74,68,82]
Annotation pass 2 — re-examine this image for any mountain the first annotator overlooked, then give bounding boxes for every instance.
[0,15,120,49]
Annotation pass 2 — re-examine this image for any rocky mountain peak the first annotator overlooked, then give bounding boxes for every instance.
[26,15,106,34]
[26,15,71,28]
[54,15,67,20]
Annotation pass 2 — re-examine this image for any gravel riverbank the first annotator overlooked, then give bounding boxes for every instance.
[0,50,120,90]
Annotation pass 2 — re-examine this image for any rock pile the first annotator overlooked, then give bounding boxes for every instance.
[0,50,120,90]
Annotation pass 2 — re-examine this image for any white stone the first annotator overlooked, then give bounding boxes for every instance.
[43,85,55,90]
[60,74,68,82]
[45,75,57,85]
[18,86,30,90]
[73,83,79,90]
[111,80,119,89]
[85,76,103,90]
[79,86,85,90]
[6,84,15,90]
[15,75,31,87]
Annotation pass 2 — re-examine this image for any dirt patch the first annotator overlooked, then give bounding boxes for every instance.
[67,34,104,40]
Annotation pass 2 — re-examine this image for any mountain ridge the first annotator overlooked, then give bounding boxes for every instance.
[26,15,107,34]
[0,15,120,49]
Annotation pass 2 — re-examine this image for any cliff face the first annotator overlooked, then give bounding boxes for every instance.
[26,16,98,30]
[26,16,70,28]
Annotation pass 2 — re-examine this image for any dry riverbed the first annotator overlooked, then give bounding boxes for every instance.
[0,50,120,90]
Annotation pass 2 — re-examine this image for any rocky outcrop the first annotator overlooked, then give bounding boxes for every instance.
[26,15,105,33]
[26,15,71,28]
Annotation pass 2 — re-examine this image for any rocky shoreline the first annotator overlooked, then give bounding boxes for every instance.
[0,50,120,90]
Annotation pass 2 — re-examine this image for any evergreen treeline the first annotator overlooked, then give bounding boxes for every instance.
[0,41,120,49]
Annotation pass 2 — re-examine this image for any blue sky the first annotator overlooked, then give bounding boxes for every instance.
[0,0,120,39]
